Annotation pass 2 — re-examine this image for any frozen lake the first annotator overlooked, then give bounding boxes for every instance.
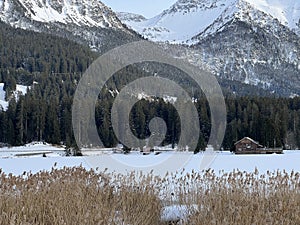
[0,143,299,176]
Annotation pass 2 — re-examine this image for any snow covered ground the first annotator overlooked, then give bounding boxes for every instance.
[0,83,29,110]
[0,144,300,176]
[1,145,299,223]
[0,142,65,158]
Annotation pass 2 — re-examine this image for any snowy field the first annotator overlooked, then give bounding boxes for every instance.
[1,143,299,222]
[0,142,299,176]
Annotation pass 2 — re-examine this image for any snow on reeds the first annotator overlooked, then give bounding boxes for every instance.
[0,167,299,224]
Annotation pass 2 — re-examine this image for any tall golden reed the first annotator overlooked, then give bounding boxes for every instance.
[0,167,299,225]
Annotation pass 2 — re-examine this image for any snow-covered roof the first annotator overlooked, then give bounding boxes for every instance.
[234,137,263,146]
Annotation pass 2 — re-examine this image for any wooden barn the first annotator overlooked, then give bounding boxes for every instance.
[233,137,283,154]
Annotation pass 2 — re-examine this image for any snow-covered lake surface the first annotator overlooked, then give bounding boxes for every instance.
[0,143,299,176]
[1,143,299,223]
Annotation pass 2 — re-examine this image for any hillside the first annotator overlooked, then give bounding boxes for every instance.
[0,0,140,52]
[0,0,299,150]
[120,0,300,96]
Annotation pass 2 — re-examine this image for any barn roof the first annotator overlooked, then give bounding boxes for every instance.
[234,137,263,147]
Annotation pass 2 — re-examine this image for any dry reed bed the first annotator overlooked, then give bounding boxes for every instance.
[0,167,299,225]
[0,167,161,225]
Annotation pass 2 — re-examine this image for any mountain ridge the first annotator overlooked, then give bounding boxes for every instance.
[0,0,299,96]
[122,0,300,44]
[0,0,124,28]
[116,12,146,23]
[0,0,140,53]
[119,0,300,96]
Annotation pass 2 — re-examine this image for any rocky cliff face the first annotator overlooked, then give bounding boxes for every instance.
[121,0,300,96]
[1,0,299,96]
[0,0,140,52]
[189,10,300,96]
[116,12,146,23]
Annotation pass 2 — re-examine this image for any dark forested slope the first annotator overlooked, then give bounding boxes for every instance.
[0,22,300,151]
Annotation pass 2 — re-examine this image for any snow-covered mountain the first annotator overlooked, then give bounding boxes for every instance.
[0,0,299,96]
[120,0,300,96]
[123,0,300,44]
[0,0,139,52]
[0,0,124,28]
[116,12,146,23]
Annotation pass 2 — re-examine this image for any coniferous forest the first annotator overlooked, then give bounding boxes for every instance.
[1,22,300,152]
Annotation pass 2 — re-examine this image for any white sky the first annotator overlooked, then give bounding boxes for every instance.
[101,0,178,18]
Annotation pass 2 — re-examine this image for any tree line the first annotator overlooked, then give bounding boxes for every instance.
[1,73,300,152]
[1,21,300,152]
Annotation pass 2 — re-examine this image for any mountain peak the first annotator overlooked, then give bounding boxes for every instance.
[117,0,300,96]
[120,0,300,44]
[0,0,124,28]
[0,0,140,53]
[116,12,146,23]
[241,0,300,30]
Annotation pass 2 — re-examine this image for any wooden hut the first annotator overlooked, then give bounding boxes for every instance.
[233,137,283,154]
[234,137,263,153]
